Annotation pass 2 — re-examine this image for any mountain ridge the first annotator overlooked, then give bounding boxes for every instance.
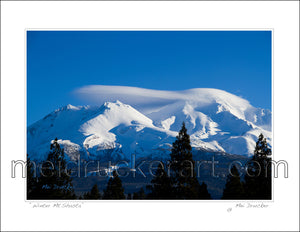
[27,88,272,161]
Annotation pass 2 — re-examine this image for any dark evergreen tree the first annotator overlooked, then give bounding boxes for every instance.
[84,184,101,199]
[27,155,39,199]
[36,138,76,199]
[147,163,173,199]
[244,133,272,199]
[198,182,212,199]
[169,122,204,199]
[133,187,146,199]
[221,165,244,199]
[103,171,125,199]
[127,193,132,200]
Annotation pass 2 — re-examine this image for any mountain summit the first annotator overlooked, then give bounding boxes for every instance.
[27,88,271,161]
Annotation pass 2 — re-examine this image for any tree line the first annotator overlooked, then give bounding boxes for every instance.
[222,133,272,200]
[27,124,272,200]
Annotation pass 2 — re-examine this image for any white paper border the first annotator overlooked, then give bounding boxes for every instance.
[1,1,299,231]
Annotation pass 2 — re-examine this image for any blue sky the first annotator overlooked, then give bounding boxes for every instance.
[27,30,271,125]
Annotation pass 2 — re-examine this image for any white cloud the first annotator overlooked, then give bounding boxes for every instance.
[73,85,250,114]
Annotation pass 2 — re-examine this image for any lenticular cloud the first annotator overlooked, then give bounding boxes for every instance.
[73,85,250,114]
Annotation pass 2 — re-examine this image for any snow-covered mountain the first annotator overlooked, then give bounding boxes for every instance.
[27,88,271,161]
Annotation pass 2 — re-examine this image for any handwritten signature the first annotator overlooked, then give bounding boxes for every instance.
[227,202,269,212]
